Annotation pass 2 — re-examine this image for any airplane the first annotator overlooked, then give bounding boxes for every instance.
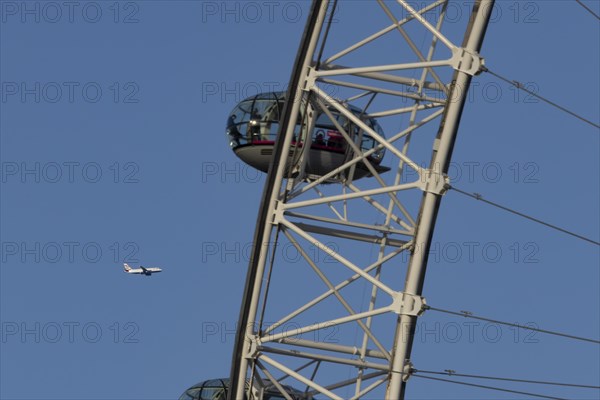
[123,263,162,276]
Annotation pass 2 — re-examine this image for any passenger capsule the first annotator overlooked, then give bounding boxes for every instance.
[226,92,389,181]
[179,378,309,400]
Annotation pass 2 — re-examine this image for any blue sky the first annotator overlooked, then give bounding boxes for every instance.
[1,1,599,399]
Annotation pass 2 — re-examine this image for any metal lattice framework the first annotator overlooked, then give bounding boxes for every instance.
[228,1,495,398]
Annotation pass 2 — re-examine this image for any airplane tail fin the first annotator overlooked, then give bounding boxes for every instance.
[123,263,131,272]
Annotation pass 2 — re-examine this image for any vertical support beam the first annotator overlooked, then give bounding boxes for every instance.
[386,1,495,398]
[227,1,329,399]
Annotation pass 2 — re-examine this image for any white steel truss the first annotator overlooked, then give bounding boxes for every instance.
[228,1,495,398]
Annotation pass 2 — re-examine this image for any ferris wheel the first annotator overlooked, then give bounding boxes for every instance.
[179,0,599,399]
[225,1,496,398]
